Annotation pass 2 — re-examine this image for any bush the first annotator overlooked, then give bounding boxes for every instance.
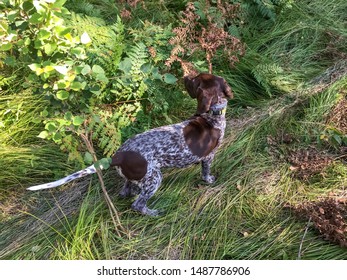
[0,0,178,164]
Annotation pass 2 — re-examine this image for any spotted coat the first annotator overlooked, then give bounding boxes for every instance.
[113,112,226,215]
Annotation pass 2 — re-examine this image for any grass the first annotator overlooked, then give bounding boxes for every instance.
[1,0,347,260]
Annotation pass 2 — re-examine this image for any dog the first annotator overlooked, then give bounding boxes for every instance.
[27,73,233,216]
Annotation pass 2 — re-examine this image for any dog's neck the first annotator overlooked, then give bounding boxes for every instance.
[207,101,228,116]
[200,101,227,133]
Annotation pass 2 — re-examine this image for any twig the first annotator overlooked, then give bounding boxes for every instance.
[80,133,128,238]
[297,216,312,260]
[334,153,347,161]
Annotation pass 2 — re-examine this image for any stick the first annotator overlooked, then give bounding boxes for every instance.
[80,133,128,238]
[297,217,312,260]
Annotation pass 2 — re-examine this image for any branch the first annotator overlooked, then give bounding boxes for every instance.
[80,132,128,238]
[297,217,312,260]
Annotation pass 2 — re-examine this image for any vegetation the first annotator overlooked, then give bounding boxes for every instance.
[1,0,347,259]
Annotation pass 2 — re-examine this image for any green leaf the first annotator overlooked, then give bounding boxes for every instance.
[7,11,18,23]
[54,80,69,90]
[333,134,342,145]
[52,0,67,8]
[118,58,132,74]
[94,158,112,170]
[24,38,31,46]
[72,116,84,126]
[81,65,91,75]
[28,13,43,24]
[15,20,25,27]
[81,32,92,44]
[71,47,85,58]
[92,65,105,75]
[55,26,72,36]
[32,118,42,124]
[140,63,152,74]
[152,67,162,80]
[163,73,177,84]
[54,65,69,75]
[84,152,94,165]
[53,132,62,142]
[44,43,57,55]
[22,1,34,12]
[45,122,57,132]
[70,81,83,91]
[0,21,9,34]
[0,43,13,51]
[28,63,41,71]
[64,111,72,120]
[90,85,101,95]
[38,29,51,40]
[95,74,109,83]
[56,90,69,100]
[41,110,49,117]
[4,56,16,66]
[43,65,55,73]
[37,131,49,139]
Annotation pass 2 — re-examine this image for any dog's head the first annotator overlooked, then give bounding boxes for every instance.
[184,73,233,115]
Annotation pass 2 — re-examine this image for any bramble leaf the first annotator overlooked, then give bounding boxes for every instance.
[72,116,84,126]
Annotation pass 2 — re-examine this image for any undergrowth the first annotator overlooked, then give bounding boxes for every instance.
[1,0,347,260]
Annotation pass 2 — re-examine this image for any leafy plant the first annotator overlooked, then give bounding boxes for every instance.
[0,0,178,164]
[320,127,347,150]
[243,0,294,22]
[166,1,245,74]
[0,0,95,148]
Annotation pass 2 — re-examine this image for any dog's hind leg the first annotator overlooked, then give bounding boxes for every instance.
[131,169,162,216]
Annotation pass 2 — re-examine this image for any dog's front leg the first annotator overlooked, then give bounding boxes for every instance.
[201,156,216,184]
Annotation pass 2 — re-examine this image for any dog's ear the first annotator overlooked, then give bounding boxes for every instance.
[184,76,200,99]
[221,78,233,99]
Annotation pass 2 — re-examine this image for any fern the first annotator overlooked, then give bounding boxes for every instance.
[69,13,124,75]
[126,42,148,73]
[65,0,119,21]
[252,63,284,96]
[244,0,293,22]
[85,43,149,156]
[111,42,149,101]
[255,0,276,21]
[88,103,140,157]
[65,0,100,18]
[0,75,17,91]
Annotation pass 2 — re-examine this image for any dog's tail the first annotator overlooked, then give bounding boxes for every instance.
[27,164,102,191]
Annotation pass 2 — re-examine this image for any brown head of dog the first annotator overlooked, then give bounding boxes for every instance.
[184,73,233,115]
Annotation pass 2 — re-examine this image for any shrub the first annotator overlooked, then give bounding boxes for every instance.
[0,0,178,164]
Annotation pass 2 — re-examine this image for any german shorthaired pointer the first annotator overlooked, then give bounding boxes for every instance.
[28,73,233,216]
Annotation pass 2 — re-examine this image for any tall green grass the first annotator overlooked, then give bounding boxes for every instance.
[1,0,347,260]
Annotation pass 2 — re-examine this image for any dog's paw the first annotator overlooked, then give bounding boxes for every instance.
[203,175,216,184]
[138,207,161,217]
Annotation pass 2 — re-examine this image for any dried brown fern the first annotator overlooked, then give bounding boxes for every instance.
[166,1,245,75]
